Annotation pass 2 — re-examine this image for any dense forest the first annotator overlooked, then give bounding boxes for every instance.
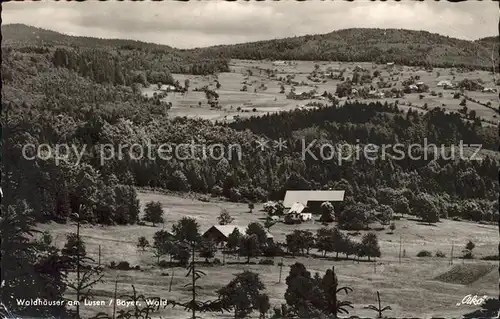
[3,24,230,81]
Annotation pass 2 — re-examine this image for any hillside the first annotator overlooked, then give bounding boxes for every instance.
[1,23,175,51]
[197,28,499,70]
[2,24,498,70]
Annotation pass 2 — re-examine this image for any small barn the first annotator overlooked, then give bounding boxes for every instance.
[202,225,273,246]
[286,202,312,222]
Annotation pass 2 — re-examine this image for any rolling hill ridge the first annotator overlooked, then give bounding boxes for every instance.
[2,24,498,70]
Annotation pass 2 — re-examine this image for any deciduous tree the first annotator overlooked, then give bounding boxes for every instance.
[143,201,164,227]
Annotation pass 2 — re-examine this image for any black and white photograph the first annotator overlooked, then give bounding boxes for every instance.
[1,1,499,318]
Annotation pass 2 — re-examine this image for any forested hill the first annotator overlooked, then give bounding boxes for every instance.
[2,23,175,51]
[195,28,498,70]
[476,36,499,44]
[3,24,497,70]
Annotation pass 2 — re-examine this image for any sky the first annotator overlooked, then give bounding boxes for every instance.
[3,1,498,49]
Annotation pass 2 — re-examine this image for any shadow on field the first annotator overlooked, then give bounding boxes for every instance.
[305,253,375,263]
[226,261,258,265]
[416,222,439,227]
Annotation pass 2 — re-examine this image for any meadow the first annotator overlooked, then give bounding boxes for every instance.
[40,191,499,318]
[140,59,499,125]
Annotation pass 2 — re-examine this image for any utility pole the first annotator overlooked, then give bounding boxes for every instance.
[98,245,101,267]
[191,243,196,319]
[374,258,376,273]
[278,258,283,283]
[112,277,118,319]
[169,270,175,292]
[399,234,402,264]
[75,210,81,319]
[450,242,454,266]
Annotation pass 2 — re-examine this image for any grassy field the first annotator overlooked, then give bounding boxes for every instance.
[39,191,499,318]
[140,59,499,125]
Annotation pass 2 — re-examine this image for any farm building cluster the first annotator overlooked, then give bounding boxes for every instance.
[283,190,344,222]
[201,190,345,246]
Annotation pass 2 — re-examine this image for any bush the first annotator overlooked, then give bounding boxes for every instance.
[452,216,461,221]
[392,216,401,220]
[213,258,222,265]
[259,259,275,265]
[116,261,131,270]
[137,221,146,226]
[199,195,210,202]
[160,272,169,276]
[135,265,141,270]
[158,260,169,268]
[109,261,116,269]
[284,215,302,225]
[264,243,285,257]
[462,251,474,259]
[435,250,446,258]
[417,250,432,257]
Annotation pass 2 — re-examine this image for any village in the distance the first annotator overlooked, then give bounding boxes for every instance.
[1,1,500,319]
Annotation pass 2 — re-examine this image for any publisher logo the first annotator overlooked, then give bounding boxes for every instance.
[456,294,489,306]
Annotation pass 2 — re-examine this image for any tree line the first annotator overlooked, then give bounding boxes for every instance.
[52,47,230,86]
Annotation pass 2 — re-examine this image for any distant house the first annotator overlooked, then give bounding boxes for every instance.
[353,65,367,72]
[272,61,286,66]
[283,190,345,214]
[202,225,273,246]
[482,87,496,93]
[368,90,384,98]
[159,84,177,92]
[263,201,278,212]
[437,80,453,88]
[408,84,419,92]
[287,90,312,100]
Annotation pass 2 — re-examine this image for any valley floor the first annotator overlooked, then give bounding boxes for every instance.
[141,60,499,126]
[37,191,499,318]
